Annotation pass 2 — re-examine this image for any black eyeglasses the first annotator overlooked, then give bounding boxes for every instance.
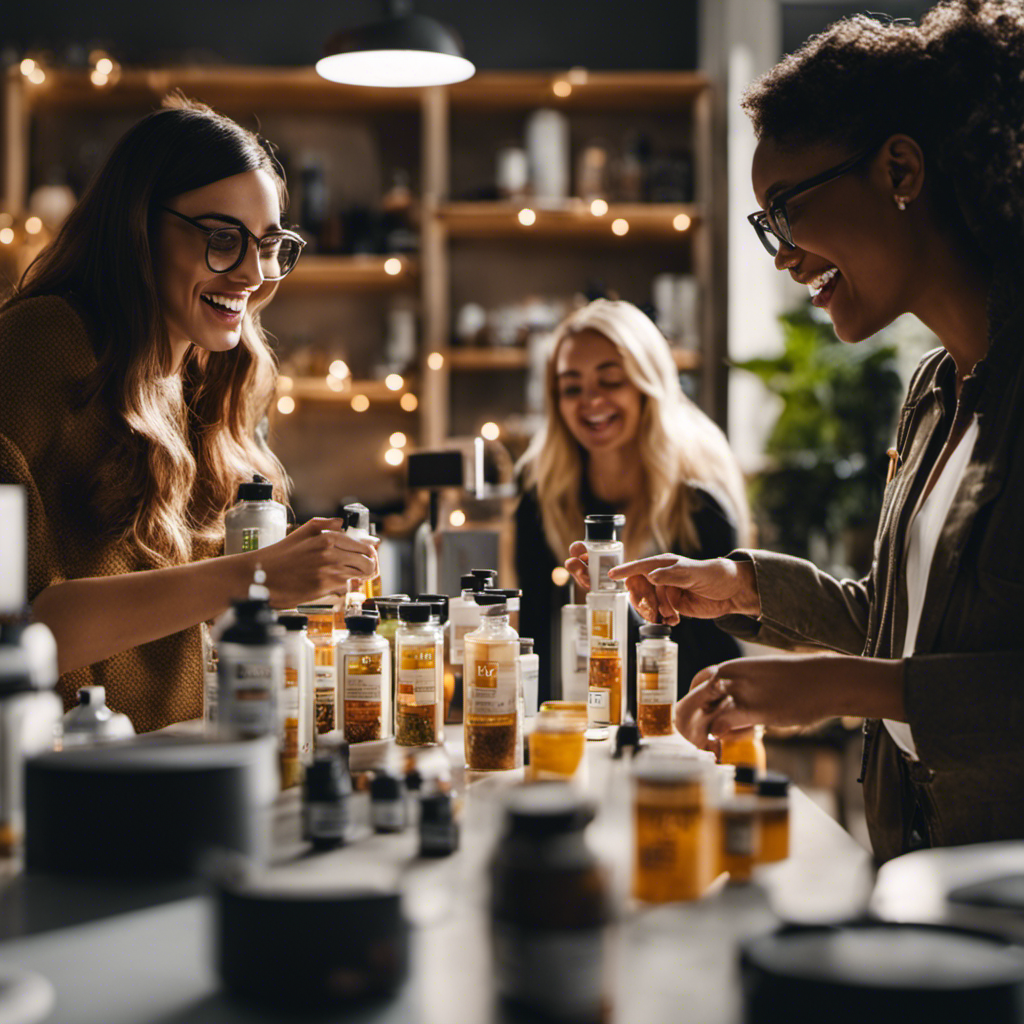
[161,207,306,280]
[747,148,876,256]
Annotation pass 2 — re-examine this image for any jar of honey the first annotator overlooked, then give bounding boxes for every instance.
[528,708,587,781]
[632,757,713,902]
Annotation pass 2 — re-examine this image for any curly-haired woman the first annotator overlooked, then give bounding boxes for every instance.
[517,298,751,707]
[568,0,1024,861]
[0,97,377,732]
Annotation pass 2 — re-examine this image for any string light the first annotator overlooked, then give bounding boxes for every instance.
[384,447,405,466]
[329,359,350,378]
[389,431,407,448]
[400,393,419,412]
[20,59,36,76]
[24,217,42,235]
[480,421,500,440]
[277,396,296,415]
[449,509,466,527]
[673,213,692,232]
[383,257,402,276]
[27,67,46,85]
[278,375,294,392]
[90,71,109,87]
[590,199,608,217]
[427,352,444,371]
[385,374,404,391]
[552,80,572,98]
[551,567,571,586]
[611,218,629,236]
[351,394,370,412]
[95,57,114,75]
[518,208,537,227]
[0,229,14,246]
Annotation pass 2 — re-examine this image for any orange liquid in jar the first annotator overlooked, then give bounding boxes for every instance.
[719,726,766,772]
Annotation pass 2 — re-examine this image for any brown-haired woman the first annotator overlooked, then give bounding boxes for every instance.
[0,96,376,732]
[568,0,1024,861]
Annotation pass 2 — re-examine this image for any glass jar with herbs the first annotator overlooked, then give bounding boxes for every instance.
[395,602,443,746]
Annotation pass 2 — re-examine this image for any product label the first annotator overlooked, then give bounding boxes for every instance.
[492,924,606,1020]
[588,688,610,712]
[305,801,347,840]
[344,653,384,702]
[400,645,438,706]
[591,551,623,591]
[282,667,299,714]
[590,608,614,640]
[467,659,517,716]
[219,648,278,736]
[314,664,336,733]
[241,527,261,552]
[639,653,677,705]
[725,815,756,858]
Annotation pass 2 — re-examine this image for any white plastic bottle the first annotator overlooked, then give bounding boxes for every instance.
[519,637,540,719]
[224,475,287,555]
[278,613,315,787]
[342,502,381,609]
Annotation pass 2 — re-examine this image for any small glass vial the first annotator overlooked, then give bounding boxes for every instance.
[277,614,314,788]
[518,638,539,718]
[337,614,391,743]
[636,624,677,737]
[419,790,459,857]
[302,744,352,850]
[584,513,626,593]
[586,589,628,728]
[720,725,767,773]
[371,770,407,832]
[224,474,287,555]
[720,794,761,883]
[560,604,589,703]
[395,602,444,746]
[756,771,790,864]
[216,598,283,741]
[632,756,713,902]
[528,707,586,781]
[297,603,338,738]
[464,594,522,771]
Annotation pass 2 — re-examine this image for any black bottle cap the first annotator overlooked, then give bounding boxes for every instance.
[614,713,641,759]
[236,474,274,502]
[382,594,411,602]
[398,602,432,623]
[584,513,626,541]
[639,623,672,639]
[758,771,790,798]
[222,599,279,644]
[735,765,759,787]
[460,574,480,591]
[486,588,520,600]
[415,595,450,624]
[277,614,308,631]
[519,638,534,654]
[504,783,595,835]
[420,791,454,824]
[471,569,497,584]
[371,771,403,800]
[344,614,379,634]
[376,597,410,620]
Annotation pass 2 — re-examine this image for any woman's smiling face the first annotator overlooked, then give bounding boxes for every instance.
[556,330,643,454]
[751,135,924,343]
[154,168,281,364]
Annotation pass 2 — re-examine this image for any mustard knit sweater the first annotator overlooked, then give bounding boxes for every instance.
[0,294,221,732]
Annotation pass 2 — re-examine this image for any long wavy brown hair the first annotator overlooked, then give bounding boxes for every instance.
[3,94,290,567]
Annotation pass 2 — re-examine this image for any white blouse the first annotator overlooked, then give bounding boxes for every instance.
[885,415,980,760]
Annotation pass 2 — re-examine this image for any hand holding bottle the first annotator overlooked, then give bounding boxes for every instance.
[237,517,379,609]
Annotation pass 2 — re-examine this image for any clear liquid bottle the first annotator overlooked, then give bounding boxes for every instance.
[337,613,391,743]
[583,513,625,593]
[224,475,287,555]
[297,603,338,739]
[464,594,522,771]
[277,613,314,788]
[395,602,444,746]
[586,588,628,729]
[636,624,677,737]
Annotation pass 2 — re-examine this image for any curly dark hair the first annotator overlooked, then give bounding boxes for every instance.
[741,0,1024,277]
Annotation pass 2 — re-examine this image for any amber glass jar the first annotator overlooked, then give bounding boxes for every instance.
[528,708,587,780]
[719,725,767,773]
[756,772,790,864]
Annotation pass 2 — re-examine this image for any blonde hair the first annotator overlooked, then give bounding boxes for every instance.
[519,299,751,562]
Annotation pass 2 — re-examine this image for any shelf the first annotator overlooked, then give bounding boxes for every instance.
[18,67,425,112]
[446,71,710,110]
[436,202,701,241]
[278,255,418,292]
[444,347,702,371]
[277,377,418,405]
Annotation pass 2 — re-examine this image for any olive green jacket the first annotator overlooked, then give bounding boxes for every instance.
[718,299,1024,863]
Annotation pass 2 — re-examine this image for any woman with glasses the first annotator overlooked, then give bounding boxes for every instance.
[568,0,1024,862]
[0,95,377,732]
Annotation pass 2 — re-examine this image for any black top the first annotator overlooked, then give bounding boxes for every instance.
[515,479,742,708]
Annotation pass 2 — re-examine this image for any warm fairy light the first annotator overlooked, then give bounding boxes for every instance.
[385,373,404,391]
[611,218,629,236]
[383,257,402,276]
[449,509,466,527]
[276,396,296,415]
[329,359,350,378]
[590,198,609,217]
[480,421,500,441]
[20,59,36,76]
[567,67,589,85]
[95,57,114,75]
[551,567,571,587]
[0,229,14,246]
[351,394,370,412]
[518,208,537,227]
[24,217,42,235]
[326,375,345,392]
[384,447,405,467]
[389,431,407,448]
[90,70,109,87]
[278,375,294,392]
[400,392,419,412]
[27,68,46,85]
[427,351,444,371]
[673,213,692,232]
[552,79,572,98]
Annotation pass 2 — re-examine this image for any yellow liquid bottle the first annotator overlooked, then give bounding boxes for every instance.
[298,603,337,739]
[395,603,443,746]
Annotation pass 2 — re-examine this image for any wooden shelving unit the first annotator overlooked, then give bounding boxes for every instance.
[279,377,418,404]
[443,346,701,372]
[278,254,418,292]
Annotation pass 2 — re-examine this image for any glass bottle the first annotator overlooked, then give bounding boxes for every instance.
[216,598,283,741]
[636,624,677,737]
[756,771,790,864]
[223,475,287,555]
[720,793,760,884]
[518,637,539,718]
[416,595,451,721]
[395,602,444,746]
[277,613,314,788]
[464,595,521,771]
[586,588,628,729]
[337,613,391,743]
[528,707,587,781]
[484,588,521,634]
[583,513,625,593]
[342,502,380,611]
[297,603,338,739]
[719,725,767,773]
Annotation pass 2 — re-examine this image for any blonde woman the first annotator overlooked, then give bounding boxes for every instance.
[516,298,751,705]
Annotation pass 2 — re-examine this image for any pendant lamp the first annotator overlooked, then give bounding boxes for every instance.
[316,0,475,88]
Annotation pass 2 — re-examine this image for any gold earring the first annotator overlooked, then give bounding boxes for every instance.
[894,195,908,211]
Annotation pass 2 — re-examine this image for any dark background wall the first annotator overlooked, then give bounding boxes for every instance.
[781,2,937,54]
[3,1,700,69]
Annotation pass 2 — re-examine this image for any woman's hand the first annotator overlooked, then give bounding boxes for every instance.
[238,517,379,609]
[603,554,760,625]
[674,654,905,754]
[564,541,592,595]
